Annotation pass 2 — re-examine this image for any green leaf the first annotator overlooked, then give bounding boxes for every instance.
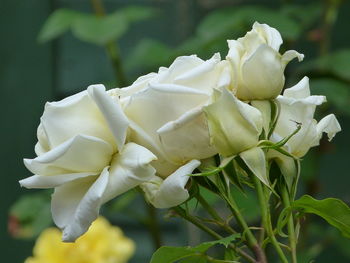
[311,78,350,116]
[9,191,52,239]
[150,234,240,263]
[224,248,240,261]
[276,206,291,237]
[38,8,80,43]
[237,7,301,40]
[327,50,350,81]
[196,6,301,41]
[126,39,174,71]
[72,12,127,45]
[231,189,260,222]
[280,3,322,28]
[185,186,219,212]
[196,9,242,40]
[223,159,245,192]
[179,256,207,263]
[39,6,156,45]
[300,49,350,81]
[194,176,222,196]
[119,6,157,23]
[292,195,350,238]
[191,158,235,178]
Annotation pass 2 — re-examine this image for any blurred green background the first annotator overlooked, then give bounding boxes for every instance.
[1,0,350,262]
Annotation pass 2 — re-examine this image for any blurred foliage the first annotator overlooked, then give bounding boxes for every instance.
[38,6,157,45]
[301,49,350,82]
[311,78,350,116]
[126,3,323,75]
[9,191,52,240]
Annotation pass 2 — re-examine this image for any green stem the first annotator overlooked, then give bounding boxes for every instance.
[320,0,341,55]
[174,206,256,263]
[145,200,163,249]
[196,194,237,234]
[252,176,288,263]
[106,43,128,86]
[224,195,266,263]
[90,0,128,87]
[281,186,297,263]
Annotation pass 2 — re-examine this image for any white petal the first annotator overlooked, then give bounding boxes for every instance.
[281,50,304,66]
[124,84,209,149]
[41,90,115,149]
[117,72,157,98]
[217,60,233,90]
[251,100,271,136]
[170,54,225,94]
[204,89,263,156]
[157,107,217,163]
[226,40,244,91]
[316,114,341,141]
[101,143,157,203]
[127,120,180,177]
[283,76,310,99]
[240,44,284,100]
[24,135,113,176]
[252,22,283,51]
[267,150,297,190]
[275,78,328,157]
[141,160,201,209]
[19,172,97,189]
[174,53,220,82]
[240,147,269,186]
[158,55,206,83]
[88,84,129,151]
[52,167,109,242]
[35,124,49,156]
[277,95,326,107]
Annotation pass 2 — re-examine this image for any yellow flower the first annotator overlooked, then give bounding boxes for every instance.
[25,217,135,263]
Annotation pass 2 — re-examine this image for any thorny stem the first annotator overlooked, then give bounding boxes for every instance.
[223,194,266,263]
[90,0,128,87]
[281,186,298,263]
[252,176,288,263]
[174,206,256,263]
[196,194,237,234]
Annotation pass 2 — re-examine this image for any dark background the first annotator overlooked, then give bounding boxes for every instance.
[1,0,350,262]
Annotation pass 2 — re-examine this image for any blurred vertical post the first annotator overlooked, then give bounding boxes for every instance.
[90,0,128,87]
[320,0,342,55]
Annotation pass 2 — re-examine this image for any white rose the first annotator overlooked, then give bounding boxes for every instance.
[19,85,156,242]
[269,77,341,183]
[226,22,304,100]
[116,54,231,208]
[204,89,270,186]
[274,76,341,157]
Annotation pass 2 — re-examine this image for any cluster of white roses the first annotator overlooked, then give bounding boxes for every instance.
[20,23,341,242]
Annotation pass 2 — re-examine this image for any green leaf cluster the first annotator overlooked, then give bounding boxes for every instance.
[38,6,157,45]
